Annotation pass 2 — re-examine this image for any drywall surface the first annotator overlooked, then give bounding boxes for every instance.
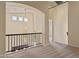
[68,2,79,48]
[0,2,5,57]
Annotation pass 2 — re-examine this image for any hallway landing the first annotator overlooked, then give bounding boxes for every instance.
[5,42,79,58]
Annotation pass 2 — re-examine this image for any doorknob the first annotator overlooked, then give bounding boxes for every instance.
[67,32,68,36]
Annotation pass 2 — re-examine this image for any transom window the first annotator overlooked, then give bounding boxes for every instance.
[24,18,28,22]
[19,16,23,21]
[11,16,17,21]
[11,16,28,22]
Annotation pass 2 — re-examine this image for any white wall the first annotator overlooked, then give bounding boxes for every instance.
[68,2,79,48]
[0,2,5,57]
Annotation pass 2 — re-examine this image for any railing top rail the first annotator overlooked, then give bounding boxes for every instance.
[6,32,42,36]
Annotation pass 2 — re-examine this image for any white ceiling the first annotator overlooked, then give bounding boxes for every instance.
[15,1,58,9]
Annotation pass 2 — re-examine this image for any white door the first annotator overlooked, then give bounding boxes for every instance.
[54,2,68,45]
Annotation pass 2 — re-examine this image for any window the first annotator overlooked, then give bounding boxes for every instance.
[11,16,17,21]
[19,16,23,21]
[24,18,28,22]
[11,16,28,22]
